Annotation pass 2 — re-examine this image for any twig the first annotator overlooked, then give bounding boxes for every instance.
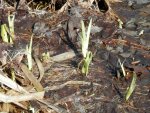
[45,80,101,91]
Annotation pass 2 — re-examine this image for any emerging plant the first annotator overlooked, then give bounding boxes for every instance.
[1,23,9,42]
[1,12,15,43]
[41,51,50,61]
[80,19,93,76]
[11,68,16,81]
[125,72,137,101]
[8,12,15,40]
[118,59,126,77]
[117,18,123,29]
[81,51,93,76]
[26,34,33,70]
[119,59,137,101]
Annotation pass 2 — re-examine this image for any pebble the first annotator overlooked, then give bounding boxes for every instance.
[91,25,103,34]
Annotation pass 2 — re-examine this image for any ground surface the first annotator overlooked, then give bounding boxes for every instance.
[0,0,150,113]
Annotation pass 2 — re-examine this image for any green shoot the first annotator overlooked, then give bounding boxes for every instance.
[117,18,123,29]
[41,52,50,61]
[82,51,93,76]
[118,59,126,77]
[11,68,16,81]
[80,19,93,76]
[125,72,137,101]
[81,19,92,58]
[26,34,33,70]
[1,24,9,42]
[8,13,15,40]
[139,30,144,36]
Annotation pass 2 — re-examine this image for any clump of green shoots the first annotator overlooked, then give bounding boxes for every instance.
[80,19,93,76]
[1,12,15,43]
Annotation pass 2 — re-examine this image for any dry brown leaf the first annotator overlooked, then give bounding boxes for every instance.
[33,55,44,82]
[0,71,27,93]
[0,91,44,103]
[20,63,44,92]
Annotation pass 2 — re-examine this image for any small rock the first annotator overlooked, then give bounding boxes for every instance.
[91,25,103,34]
[125,18,137,30]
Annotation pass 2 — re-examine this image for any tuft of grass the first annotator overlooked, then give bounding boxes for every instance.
[80,19,93,76]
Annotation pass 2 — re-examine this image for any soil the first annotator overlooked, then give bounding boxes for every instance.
[0,0,150,113]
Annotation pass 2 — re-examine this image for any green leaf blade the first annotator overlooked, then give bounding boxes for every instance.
[125,72,137,101]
